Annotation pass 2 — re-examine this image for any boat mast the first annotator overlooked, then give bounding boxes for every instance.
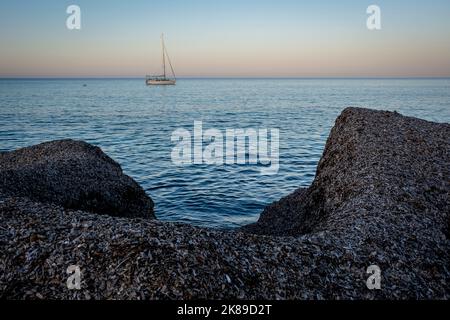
[164,40,176,80]
[161,33,166,78]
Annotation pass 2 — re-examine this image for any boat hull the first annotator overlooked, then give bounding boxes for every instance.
[146,79,176,86]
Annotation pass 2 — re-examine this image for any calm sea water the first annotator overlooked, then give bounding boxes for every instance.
[1,79,449,228]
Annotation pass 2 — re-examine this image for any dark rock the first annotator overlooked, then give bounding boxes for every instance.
[242,108,449,238]
[0,139,155,219]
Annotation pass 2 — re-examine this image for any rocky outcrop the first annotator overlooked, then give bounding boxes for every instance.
[0,108,448,299]
[0,140,155,219]
[242,108,449,238]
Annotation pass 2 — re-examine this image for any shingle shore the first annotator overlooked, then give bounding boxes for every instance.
[0,108,448,299]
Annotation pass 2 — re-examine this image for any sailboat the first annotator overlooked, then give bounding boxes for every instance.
[146,34,176,85]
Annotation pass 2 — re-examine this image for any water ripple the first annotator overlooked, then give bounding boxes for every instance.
[1,78,449,228]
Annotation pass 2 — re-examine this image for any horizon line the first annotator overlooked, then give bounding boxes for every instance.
[1,76,450,80]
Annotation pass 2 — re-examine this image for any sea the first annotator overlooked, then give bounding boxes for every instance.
[1,78,449,228]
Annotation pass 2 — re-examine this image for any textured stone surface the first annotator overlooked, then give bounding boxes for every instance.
[0,108,448,299]
[0,140,155,219]
[242,108,449,238]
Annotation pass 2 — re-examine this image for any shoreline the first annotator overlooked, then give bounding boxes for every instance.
[1,107,449,299]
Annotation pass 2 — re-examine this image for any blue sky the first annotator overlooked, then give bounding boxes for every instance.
[1,0,449,77]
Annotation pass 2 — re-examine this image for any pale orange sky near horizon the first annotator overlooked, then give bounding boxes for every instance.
[1,0,450,78]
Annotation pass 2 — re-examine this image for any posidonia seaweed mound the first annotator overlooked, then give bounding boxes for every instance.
[0,108,448,299]
[0,139,155,219]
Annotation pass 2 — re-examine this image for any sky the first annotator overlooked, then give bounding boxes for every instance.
[0,0,449,78]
